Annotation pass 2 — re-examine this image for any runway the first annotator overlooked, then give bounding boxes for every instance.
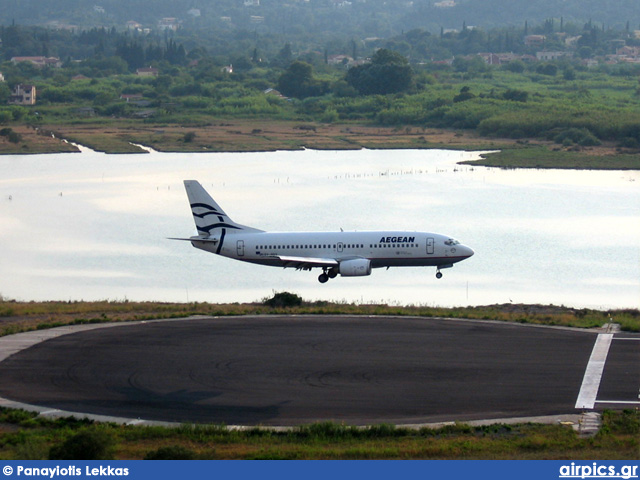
[0,316,637,426]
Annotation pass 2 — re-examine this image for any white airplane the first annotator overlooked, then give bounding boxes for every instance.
[173,180,474,283]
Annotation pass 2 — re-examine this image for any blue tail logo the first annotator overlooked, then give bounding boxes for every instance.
[190,202,242,235]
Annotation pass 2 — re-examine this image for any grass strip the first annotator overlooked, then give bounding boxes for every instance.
[0,409,637,460]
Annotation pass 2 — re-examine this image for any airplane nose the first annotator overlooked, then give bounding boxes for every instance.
[462,245,474,258]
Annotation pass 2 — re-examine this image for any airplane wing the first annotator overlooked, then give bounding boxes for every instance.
[271,255,339,270]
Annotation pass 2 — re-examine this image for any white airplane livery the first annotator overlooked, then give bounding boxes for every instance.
[174,180,474,283]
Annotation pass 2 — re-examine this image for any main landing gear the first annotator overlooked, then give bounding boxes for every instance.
[318,267,338,283]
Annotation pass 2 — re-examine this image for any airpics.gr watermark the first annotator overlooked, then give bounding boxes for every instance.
[559,463,638,479]
[2,466,129,478]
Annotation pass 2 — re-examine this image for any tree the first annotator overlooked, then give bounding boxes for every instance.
[536,63,558,76]
[115,40,145,70]
[263,291,303,308]
[49,430,114,460]
[563,67,576,81]
[154,74,172,93]
[277,61,327,99]
[93,92,113,106]
[452,55,488,74]
[578,46,593,59]
[273,43,293,68]
[502,60,525,73]
[371,48,408,66]
[502,88,528,102]
[345,48,414,95]
[0,111,12,124]
[453,85,475,102]
[0,83,10,104]
[251,47,261,64]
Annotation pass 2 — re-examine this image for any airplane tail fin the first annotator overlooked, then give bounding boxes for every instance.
[184,180,262,236]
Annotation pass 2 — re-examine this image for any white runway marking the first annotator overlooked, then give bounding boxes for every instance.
[595,400,640,405]
[575,333,613,409]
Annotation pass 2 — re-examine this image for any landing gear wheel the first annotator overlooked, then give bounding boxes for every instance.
[435,271,443,279]
[328,268,338,279]
[318,273,329,283]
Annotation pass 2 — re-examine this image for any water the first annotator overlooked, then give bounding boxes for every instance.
[1,146,638,309]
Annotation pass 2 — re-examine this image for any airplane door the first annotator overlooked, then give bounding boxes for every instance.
[337,242,344,253]
[426,237,435,255]
[237,240,245,257]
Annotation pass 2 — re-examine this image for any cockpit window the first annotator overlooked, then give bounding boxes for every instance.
[445,238,460,246]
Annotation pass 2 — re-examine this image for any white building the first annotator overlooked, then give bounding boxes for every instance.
[8,84,36,105]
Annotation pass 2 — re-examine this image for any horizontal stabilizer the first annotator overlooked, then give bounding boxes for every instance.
[167,236,220,242]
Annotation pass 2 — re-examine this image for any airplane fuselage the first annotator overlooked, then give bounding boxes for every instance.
[191,230,472,269]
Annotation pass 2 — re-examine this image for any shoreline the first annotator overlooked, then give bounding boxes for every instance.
[1,121,639,169]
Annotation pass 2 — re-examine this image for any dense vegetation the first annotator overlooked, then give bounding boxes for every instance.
[2,55,639,155]
[1,18,640,167]
[1,0,639,35]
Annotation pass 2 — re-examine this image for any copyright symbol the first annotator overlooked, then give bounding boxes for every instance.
[3,466,13,476]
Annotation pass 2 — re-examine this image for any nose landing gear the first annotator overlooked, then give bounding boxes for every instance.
[435,263,453,279]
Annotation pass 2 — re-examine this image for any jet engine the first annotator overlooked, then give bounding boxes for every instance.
[339,258,372,277]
